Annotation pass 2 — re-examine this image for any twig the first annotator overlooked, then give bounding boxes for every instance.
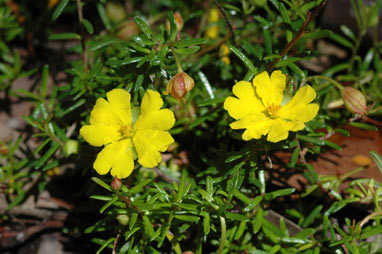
[76,0,88,72]
[194,32,232,57]
[360,211,382,229]
[112,229,121,254]
[214,0,235,44]
[266,0,326,72]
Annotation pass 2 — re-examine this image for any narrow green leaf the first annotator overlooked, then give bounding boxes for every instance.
[174,215,200,223]
[129,213,138,230]
[129,179,151,194]
[91,177,112,192]
[329,33,354,49]
[324,140,342,150]
[265,188,295,200]
[335,128,350,136]
[95,238,114,254]
[369,151,382,175]
[143,215,156,239]
[100,196,118,213]
[226,212,249,221]
[167,12,177,42]
[40,64,49,99]
[252,208,263,233]
[82,18,94,34]
[175,46,200,55]
[97,3,111,30]
[49,33,81,40]
[302,29,332,40]
[134,16,153,40]
[90,195,113,201]
[298,135,325,146]
[350,122,378,131]
[228,44,257,74]
[203,213,210,235]
[340,25,356,42]
[289,146,300,167]
[52,0,69,20]
[302,205,323,228]
[34,142,60,169]
[175,38,207,48]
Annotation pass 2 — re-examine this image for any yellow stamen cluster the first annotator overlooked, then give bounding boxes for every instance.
[266,104,281,116]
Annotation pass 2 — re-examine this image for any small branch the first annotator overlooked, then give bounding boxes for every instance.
[112,229,121,254]
[266,0,326,72]
[217,216,226,254]
[214,0,235,44]
[76,0,88,72]
[360,211,382,229]
[195,32,232,57]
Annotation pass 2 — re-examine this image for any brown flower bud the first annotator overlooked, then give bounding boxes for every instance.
[106,1,127,23]
[117,20,139,40]
[111,177,122,191]
[166,12,184,33]
[166,72,194,100]
[341,87,367,115]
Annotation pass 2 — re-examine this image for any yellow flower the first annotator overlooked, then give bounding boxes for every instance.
[219,44,230,65]
[80,89,175,178]
[205,8,219,39]
[224,71,319,143]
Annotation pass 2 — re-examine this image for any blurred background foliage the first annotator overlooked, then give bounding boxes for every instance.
[1,0,382,253]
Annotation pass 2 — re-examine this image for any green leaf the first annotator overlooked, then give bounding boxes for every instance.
[174,215,200,223]
[97,3,111,30]
[129,179,151,194]
[203,213,210,235]
[289,146,300,167]
[40,64,49,99]
[369,150,382,175]
[340,25,356,42]
[228,44,257,74]
[52,0,69,20]
[323,140,342,150]
[302,29,332,40]
[143,215,156,240]
[275,57,300,67]
[329,33,354,49]
[175,38,207,48]
[167,12,177,42]
[82,18,94,34]
[298,135,325,146]
[134,16,154,40]
[91,177,112,192]
[302,205,323,227]
[252,208,263,233]
[33,142,60,169]
[100,196,118,213]
[265,188,295,200]
[49,33,81,40]
[350,122,378,131]
[225,212,249,221]
[175,46,200,55]
[129,213,138,230]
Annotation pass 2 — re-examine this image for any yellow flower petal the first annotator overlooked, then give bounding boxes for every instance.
[266,119,292,142]
[80,125,120,147]
[89,98,121,126]
[133,129,174,168]
[134,90,175,131]
[230,113,272,140]
[253,70,285,107]
[278,85,319,122]
[93,139,134,178]
[106,89,132,126]
[224,81,264,120]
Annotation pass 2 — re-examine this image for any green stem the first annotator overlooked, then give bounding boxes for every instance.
[217,216,226,254]
[171,47,183,72]
[305,75,344,91]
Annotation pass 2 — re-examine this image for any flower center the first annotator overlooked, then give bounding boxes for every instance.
[266,103,281,117]
[119,125,132,138]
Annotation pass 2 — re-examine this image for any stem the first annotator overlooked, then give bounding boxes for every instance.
[304,75,344,91]
[171,47,183,72]
[360,212,382,229]
[214,0,235,44]
[76,0,88,72]
[266,0,326,72]
[217,216,226,254]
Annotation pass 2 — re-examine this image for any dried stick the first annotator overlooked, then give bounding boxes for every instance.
[214,0,235,44]
[76,0,88,72]
[266,1,326,72]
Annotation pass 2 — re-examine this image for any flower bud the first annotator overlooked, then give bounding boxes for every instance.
[111,177,122,191]
[166,12,184,33]
[117,214,129,225]
[117,20,139,40]
[63,140,79,157]
[106,1,127,23]
[166,72,194,100]
[341,87,367,115]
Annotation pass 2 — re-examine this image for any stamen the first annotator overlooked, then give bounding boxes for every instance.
[120,125,132,138]
[266,104,281,116]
